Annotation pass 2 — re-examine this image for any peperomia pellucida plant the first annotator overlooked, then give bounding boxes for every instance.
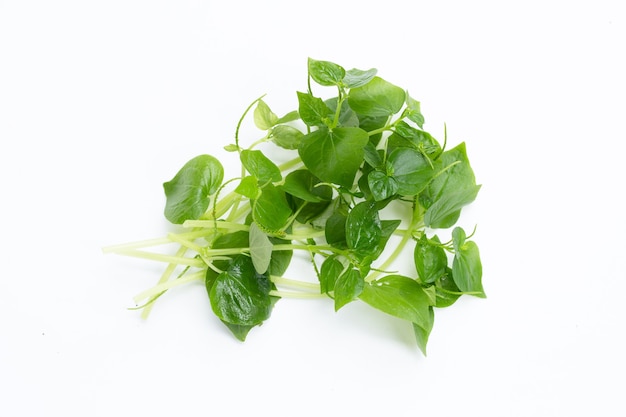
[103,58,484,355]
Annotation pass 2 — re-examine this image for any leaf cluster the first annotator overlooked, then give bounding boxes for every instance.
[109,58,484,355]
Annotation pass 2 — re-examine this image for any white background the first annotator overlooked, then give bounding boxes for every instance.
[1,1,625,416]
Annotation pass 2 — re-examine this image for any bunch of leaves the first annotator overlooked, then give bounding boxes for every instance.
[103,58,484,355]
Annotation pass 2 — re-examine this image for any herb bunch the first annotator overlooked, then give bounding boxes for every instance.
[104,58,484,354]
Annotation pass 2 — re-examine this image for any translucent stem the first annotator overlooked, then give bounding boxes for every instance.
[133,271,205,304]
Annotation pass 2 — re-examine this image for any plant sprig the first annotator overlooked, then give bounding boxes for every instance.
[103,58,484,355]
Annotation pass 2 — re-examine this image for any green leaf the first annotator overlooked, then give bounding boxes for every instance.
[209,255,274,327]
[405,95,425,128]
[368,170,399,201]
[434,267,461,308]
[387,147,434,196]
[319,256,344,295]
[325,208,348,249]
[348,76,406,118]
[363,141,383,168]
[276,110,300,124]
[325,97,359,127]
[240,150,282,183]
[389,121,441,156]
[270,125,304,150]
[414,235,447,284]
[249,222,273,274]
[163,155,224,224]
[345,201,382,257]
[297,91,334,127]
[234,176,260,199]
[298,127,368,188]
[359,275,432,331]
[252,184,293,233]
[267,236,292,277]
[253,99,278,130]
[308,58,346,87]
[422,142,481,229]
[282,169,332,203]
[334,268,364,311]
[412,307,434,356]
[342,67,378,88]
[452,227,485,297]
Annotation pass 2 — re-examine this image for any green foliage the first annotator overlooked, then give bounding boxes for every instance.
[162,155,224,224]
[107,58,484,355]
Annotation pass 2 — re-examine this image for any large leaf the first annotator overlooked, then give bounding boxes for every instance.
[209,255,274,327]
[298,127,368,188]
[348,76,406,118]
[163,155,224,224]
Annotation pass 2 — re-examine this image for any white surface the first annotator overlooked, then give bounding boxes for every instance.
[1,1,625,416]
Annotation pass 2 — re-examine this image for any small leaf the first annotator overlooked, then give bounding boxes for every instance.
[452,227,485,297]
[276,110,300,124]
[319,256,344,294]
[249,222,273,274]
[252,184,293,233]
[163,155,224,224]
[234,176,260,199]
[434,267,461,308]
[422,142,481,229]
[308,57,346,87]
[414,235,447,284]
[405,95,425,128]
[282,170,332,203]
[387,147,434,196]
[297,91,334,127]
[325,209,348,249]
[240,150,282,183]
[368,170,399,201]
[345,201,382,257]
[270,125,303,150]
[412,307,435,356]
[334,268,364,311]
[253,99,278,130]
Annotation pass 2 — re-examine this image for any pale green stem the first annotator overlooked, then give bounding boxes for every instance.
[113,249,205,268]
[277,156,303,172]
[183,219,250,232]
[102,229,214,253]
[133,271,205,304]
[166,232,204,253]
[270,290,326,299]
[270,275,320,291]
[141,244,189,319]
